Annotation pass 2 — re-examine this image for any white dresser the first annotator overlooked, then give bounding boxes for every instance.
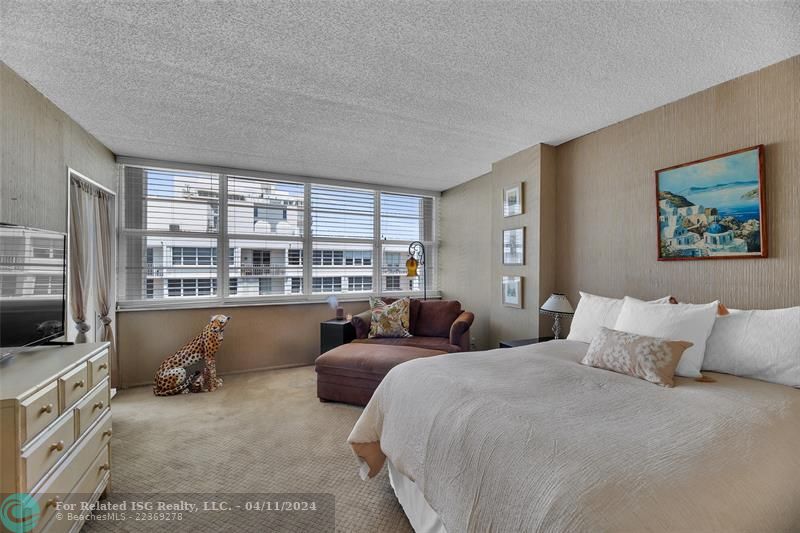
[1,343,112,532]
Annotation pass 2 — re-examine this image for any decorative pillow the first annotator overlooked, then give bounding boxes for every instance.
[566,292,674,343]
[614,297,718,378]
[581,327,693,387]
[368,297,411,338]
[703,306,800,388]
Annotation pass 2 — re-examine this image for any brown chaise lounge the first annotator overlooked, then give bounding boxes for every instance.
[315,299,474,406]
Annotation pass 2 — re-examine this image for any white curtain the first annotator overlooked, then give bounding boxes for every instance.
[93,189,116,383]
[69,178,93,343]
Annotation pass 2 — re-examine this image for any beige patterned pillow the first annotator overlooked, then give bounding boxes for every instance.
[581,327,693,387]
[368,297,412,338]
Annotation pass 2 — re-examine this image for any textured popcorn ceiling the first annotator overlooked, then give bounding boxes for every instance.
[2,2,798,191]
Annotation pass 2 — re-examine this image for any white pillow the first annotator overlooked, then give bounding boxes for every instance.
[566,292,673,343]
[703,307,800,388]
[614,297,718,378]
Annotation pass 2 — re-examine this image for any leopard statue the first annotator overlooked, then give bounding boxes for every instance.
[153,315,231,396]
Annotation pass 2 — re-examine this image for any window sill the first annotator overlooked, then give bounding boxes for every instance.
[116,291,442,312]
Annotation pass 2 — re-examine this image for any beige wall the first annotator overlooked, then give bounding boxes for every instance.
[116,301,369,388]
[440,144,557,349]
[441,56,799,343]
[439,173,492,349]
[0,62,116,231]
[556,56,800,314]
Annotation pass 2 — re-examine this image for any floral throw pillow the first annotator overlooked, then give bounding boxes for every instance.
[581,327,693,387]
[368,297,412,338]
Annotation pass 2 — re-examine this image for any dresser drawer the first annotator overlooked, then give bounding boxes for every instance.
[32,411,112,531]
[75,380,110,437]
[40,448,110,533]
[21,382,59,445]
[58,364,89,413]
[21,412,75,491]
[73,445,110,503]
[88,350,109,387]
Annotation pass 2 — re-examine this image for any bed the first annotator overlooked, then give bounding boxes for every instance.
[348,340,800,532]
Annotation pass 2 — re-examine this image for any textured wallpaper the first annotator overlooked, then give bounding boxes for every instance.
[555,56,799,311]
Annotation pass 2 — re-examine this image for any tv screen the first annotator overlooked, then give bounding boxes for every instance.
[0,224,67,353]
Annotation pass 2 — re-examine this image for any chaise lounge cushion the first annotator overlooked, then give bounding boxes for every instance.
[352,335,462,353]
[316,343,447,406]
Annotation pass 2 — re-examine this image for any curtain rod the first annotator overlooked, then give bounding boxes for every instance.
[68,167,116,196]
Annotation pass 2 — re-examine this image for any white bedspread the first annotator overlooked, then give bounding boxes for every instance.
[348,340,800,532]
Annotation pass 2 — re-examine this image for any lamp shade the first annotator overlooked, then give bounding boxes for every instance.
[539,293,574,315]
[405,255,419,277]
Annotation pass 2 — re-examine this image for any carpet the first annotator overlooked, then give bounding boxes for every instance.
[84,366,413,532]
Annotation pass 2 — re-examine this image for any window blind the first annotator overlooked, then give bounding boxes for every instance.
[119,166,220,301]
[228,176,304,237]
[310,185,374,239]
[118,163,438,307]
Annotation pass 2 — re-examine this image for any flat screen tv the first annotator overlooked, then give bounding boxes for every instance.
[0,223,67,360]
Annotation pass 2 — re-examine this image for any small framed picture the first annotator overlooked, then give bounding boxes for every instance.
[502,276,523,308]
[502,227,525,265]
[503,183,523,217]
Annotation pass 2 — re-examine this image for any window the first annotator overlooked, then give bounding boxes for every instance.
[290,277,302,294]
[229,176,303,237]
[229,240,302,297]
[119,164,437,306]
[312,250,344,266]
[380,192,434,292]
[345,251,372,266]
[288,249,302,266]
[33,275,59,295]
[0,275,22,297]
[259,278,273,295]
[172,247,218,266]
[347,276,372,292]
[145,279,154,299]
[254,205,287,222]
[167,278,217,297]
[119,166,220,301]
[312,277,342,293]
[385,276,401,291]
[208,205,219,231]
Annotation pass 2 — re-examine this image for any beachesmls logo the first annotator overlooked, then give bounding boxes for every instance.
[1,493,40,533]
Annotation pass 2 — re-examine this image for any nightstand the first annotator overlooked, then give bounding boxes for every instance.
[499,336,555,348]
[320,319,356,354]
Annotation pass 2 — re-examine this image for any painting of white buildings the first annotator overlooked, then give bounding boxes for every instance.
[656,146,765,260]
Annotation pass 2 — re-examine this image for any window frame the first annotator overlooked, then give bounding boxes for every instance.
[117,160,439,310]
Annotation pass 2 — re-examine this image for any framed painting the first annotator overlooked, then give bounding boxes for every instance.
[503,183,523,217]
[502,276,522,308]
[655,145,766,261]
[502,227,525,265]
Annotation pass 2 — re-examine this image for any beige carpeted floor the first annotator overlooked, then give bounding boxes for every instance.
[84,366,412,533]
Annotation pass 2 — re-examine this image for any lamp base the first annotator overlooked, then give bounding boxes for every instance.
[551,315,562,340]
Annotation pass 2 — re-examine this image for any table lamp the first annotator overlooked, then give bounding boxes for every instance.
[539,293,574,339]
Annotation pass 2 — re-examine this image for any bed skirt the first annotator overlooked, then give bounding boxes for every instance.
[387,460,447,533]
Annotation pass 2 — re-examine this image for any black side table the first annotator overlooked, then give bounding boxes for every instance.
[320,319,356,354]
[499,336,555,348]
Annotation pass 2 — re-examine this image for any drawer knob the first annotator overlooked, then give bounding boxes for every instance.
[50,440,65,452]
[103,429,113,438]
[40,403,54,414]
[99,463,111,472]
[73,380,85,389]
[46,496,62,508]
[98,363,108,370]
[93,401,104,410]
